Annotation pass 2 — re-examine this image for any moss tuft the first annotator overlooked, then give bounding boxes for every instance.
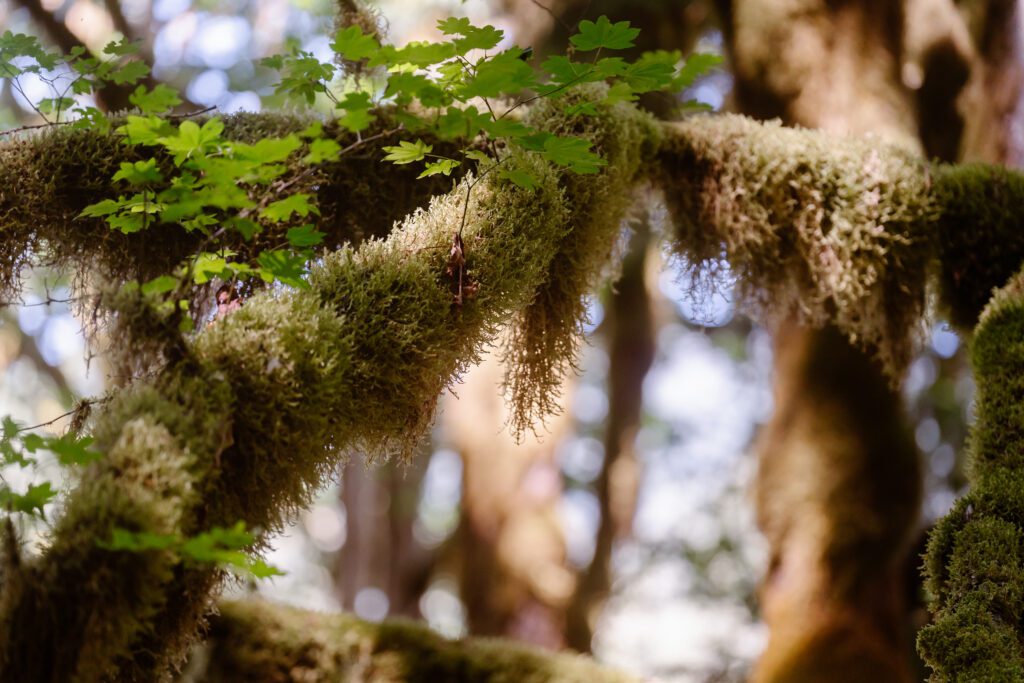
[932,164,1024,330]
[657,114,936,374]
[919,269,1024,680]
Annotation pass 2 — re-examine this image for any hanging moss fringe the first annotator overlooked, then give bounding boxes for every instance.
[0,95,657,682]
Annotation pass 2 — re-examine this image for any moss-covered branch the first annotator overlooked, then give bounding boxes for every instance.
[0,113,461,304]
[917,269,1024,681]
[4,97,1024,679]
[183,599,638,683]
[0,94,657,681]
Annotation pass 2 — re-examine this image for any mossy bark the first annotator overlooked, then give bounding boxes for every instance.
[182,598,639,683]
[3,82,1024,679]
[918,269,1024,681]
[719,1,924,680]
[0,93,658,682]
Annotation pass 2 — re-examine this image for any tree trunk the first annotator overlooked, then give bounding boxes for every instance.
[718,1,929,679]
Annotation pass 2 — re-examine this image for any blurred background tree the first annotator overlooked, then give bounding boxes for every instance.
[0,0,1006,680]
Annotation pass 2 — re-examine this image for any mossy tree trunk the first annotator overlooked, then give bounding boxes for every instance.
[718,1,931,679]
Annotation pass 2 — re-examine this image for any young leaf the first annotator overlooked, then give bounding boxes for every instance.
[418,159,460,179]
[570,16,640,51]
[382,139,432,165]
[141,274,179,296]
[499,168,539,190]
[541,136,607,174]
[45,434,101,466]
[257,250,310,289]
[437,17,504,53]
[1,482,57,517]
[260,193,320,222]
[331,25,380,61]
[458,50,537,98]
[129,84,182,114]
[112,159,163,186]
[286,224,325,247]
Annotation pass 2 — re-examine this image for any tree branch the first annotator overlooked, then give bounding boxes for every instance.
[184,599,638,683]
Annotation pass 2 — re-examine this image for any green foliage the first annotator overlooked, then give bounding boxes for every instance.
[101,521,282,578]
[0,417,100,519]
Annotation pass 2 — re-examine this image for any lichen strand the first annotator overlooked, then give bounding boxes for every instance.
[0,112,458,306]
[0,101,661,681]
[657,113,936,374]
[501,87,660,433]
[931,163,1024,329]
[918,270,1024,682]
[192,599,639,683]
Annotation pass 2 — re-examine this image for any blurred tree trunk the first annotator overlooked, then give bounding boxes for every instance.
[336,457,435,619]
[716,1,953,679]
[444,350,577,648]
[564,218,654,653]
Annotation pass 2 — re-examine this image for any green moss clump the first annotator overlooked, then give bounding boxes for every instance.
[0,112,459,310]
[932,164,1024,330]
[919,269,1024,681]
[0,96,662,681]
[502,84,661,432]
[657,113,936,374]
[191,599,639,683]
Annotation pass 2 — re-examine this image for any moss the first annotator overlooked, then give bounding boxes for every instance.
[0,94,663,680]
[0,111,460,311]
[190,599,639,683]
[657,113,936,374]
[501,84,660,432]
[919,269,1024,681]
[932,164,1024,329]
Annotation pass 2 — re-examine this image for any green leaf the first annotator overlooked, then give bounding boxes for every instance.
[257,250,310,289]
[674,52,723,89]
[382,139,432,165]
[570,16,639,51]
[141,274,179,296]
[436,105,489,139]
[46,434,101,466]
[458,50,537,98]
[437,17,504,53]
[541,136,606,174]
[108,60,150,86]
[624,51,678,93]
[1,482,57,516]
[103,37,140,56]
[387,41,457,68]
[286,224,325,247]
[129,83,182,114]
[112,158,163,186]
[464,150,491,164]
[331,25,380,61]
[79,198,125,218]
[499,168,538,190]
[542,56,598,86]
[418,158,460,179]
[117,115,175,145]
[564,101,599,116]
[261,193,319,222]
[304,137,341,164]
[228,216,262,240]
[231,135,302,164]
[192,253,231,284]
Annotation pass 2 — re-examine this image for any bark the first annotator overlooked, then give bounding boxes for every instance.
[718,1,925,680]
